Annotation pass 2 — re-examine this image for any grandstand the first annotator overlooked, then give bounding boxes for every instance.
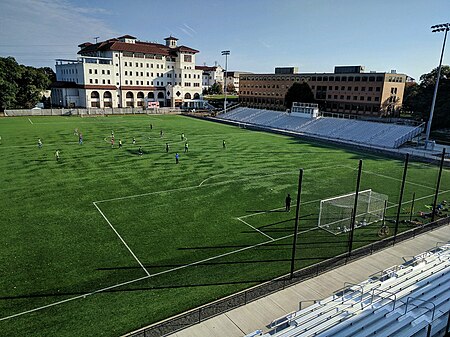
[254,243,450,337]
[217,107,424,149]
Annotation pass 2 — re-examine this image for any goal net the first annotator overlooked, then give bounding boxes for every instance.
[318,189,388,235]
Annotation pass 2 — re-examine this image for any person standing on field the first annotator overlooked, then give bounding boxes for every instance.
[175,152,179,164]
[166,143,169,153]
[38,138,43,148]
[223,140,226,149]
[55,149,60,161]
[79,133,83,145]
[184,142,189,153]
[285,194,292,212]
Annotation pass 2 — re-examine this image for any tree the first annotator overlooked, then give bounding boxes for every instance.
[226,82,235,94]
[404,65,450,129]
[284,82,316,109]
[209,82,223,95]
[0,57,53,111]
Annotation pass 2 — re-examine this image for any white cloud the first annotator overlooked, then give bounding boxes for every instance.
[0,0,117,67]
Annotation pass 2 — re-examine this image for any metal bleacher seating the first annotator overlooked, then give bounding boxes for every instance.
[217,108,423,149]
[248,244,450,337]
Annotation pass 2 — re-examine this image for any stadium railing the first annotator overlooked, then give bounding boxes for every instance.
[123,216,450,337]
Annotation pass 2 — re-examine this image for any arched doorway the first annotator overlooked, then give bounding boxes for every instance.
[126,91,134,107]
[91,91,100,108]
[103,91,112,108]
[137,92,144,107]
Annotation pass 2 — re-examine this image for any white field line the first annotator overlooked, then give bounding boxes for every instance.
[385,189,450,211]
[94,171,300,204]
[96,164,349,204]
[341,165,436,191]
[28,118,33,125]
[93,202,150,276]
[0,226,318,322]
[236,218,275,240]
[238,198,321,219]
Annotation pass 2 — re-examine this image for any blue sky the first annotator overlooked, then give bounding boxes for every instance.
[0,0,449,81]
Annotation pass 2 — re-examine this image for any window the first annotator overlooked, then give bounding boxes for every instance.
[376,87,381,92]
[95,79,98,84]
[335,86,338,90]
[89,79,93,84]
[140,63,143,67]
[141,72,143,76]
[328,86,332,90]
[125,71,128,76]
[368,87,373,92]
[369,76,375,82]
[102,79,105,84]
[125,80,128,84]
[353,96,357,100]
[130,80,133,85]
[348,76,354,81]
[346,95,350,100]
[367,97,372,101]
[354,87,358,91]
[124,62,127,66]
[89,69,92,74]
[341,86,345,90]
[311,76,316,81]
[108,80,110,84]
[355,76,360,82]
[136,62,138,67]
[341,76,347,81]
[348,86,351,90]
[184,55,192,62]
[311,85,315,89]
[361,87,366,91]
[94,69,97,74]
[376,76,383,82]
[340,95,344,99]
[360,96,364,100]
[107,70,110,75]
[362,77,367,82]
[102,70,105,75]
[328,94,332,99]
[334,95,338,99]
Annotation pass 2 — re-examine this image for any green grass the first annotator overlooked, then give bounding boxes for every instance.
[0,115,448,336]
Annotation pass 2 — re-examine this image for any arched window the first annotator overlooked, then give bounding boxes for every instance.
[137,92,144,99]
[157,92,164,99]
[184,93,191,99]
[148,92,155,99]
[126,91,134,99]
[193,93,200,99]
[91,91,99,98]
[103,91,112,99]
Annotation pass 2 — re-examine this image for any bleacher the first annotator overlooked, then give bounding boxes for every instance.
[248,244,450,337]
[217,107,423,149]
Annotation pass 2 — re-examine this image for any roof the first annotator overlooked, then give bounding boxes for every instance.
[196,66,218,71]
[78,36,199,56]
[49,81,80,89]
[117,34,137,39]
[164,36,178,41]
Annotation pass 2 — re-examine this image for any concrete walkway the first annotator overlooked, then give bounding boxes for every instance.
[168,224,450,337]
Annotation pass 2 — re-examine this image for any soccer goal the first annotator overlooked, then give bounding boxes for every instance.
[318,189,388,235]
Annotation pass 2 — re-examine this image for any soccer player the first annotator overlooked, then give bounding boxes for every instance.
[181,133,184,140]
[175,152,179,164]
[111,130,114,137]
[138,146,143,155]
[285,194,292,212]
[74,128,79,136]
[79,133,83,145]
[111,137,115,148]
[184,142,189,153]
[166,143,169,153]
[55,149,60,161]
[38,138,43,148]
[118,139,123,148]
[150,124,153,129]
[160,130,163,138]
[223,140,226,149]
[132,137,136,145]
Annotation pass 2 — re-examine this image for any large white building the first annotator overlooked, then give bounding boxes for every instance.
[51,35,203,108]
[195,65,224,92]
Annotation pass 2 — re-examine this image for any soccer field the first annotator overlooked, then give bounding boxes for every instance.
[0,114,448,336]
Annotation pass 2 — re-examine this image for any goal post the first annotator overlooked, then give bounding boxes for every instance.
[318,189,388,235]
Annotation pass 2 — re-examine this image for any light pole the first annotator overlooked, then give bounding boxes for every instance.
[221,50,230,113]
[425,23,450,149]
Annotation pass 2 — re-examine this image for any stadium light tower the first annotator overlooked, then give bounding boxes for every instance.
[425,23,450,149]
[221,50,230,113]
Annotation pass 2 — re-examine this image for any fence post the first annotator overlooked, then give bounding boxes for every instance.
[348,160,363,255]
[432,148,446,222]
[394,153,409,243]
[290,168,304,279]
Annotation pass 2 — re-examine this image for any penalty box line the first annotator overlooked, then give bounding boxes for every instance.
[93,202,150,277]
[0,225,318,322]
